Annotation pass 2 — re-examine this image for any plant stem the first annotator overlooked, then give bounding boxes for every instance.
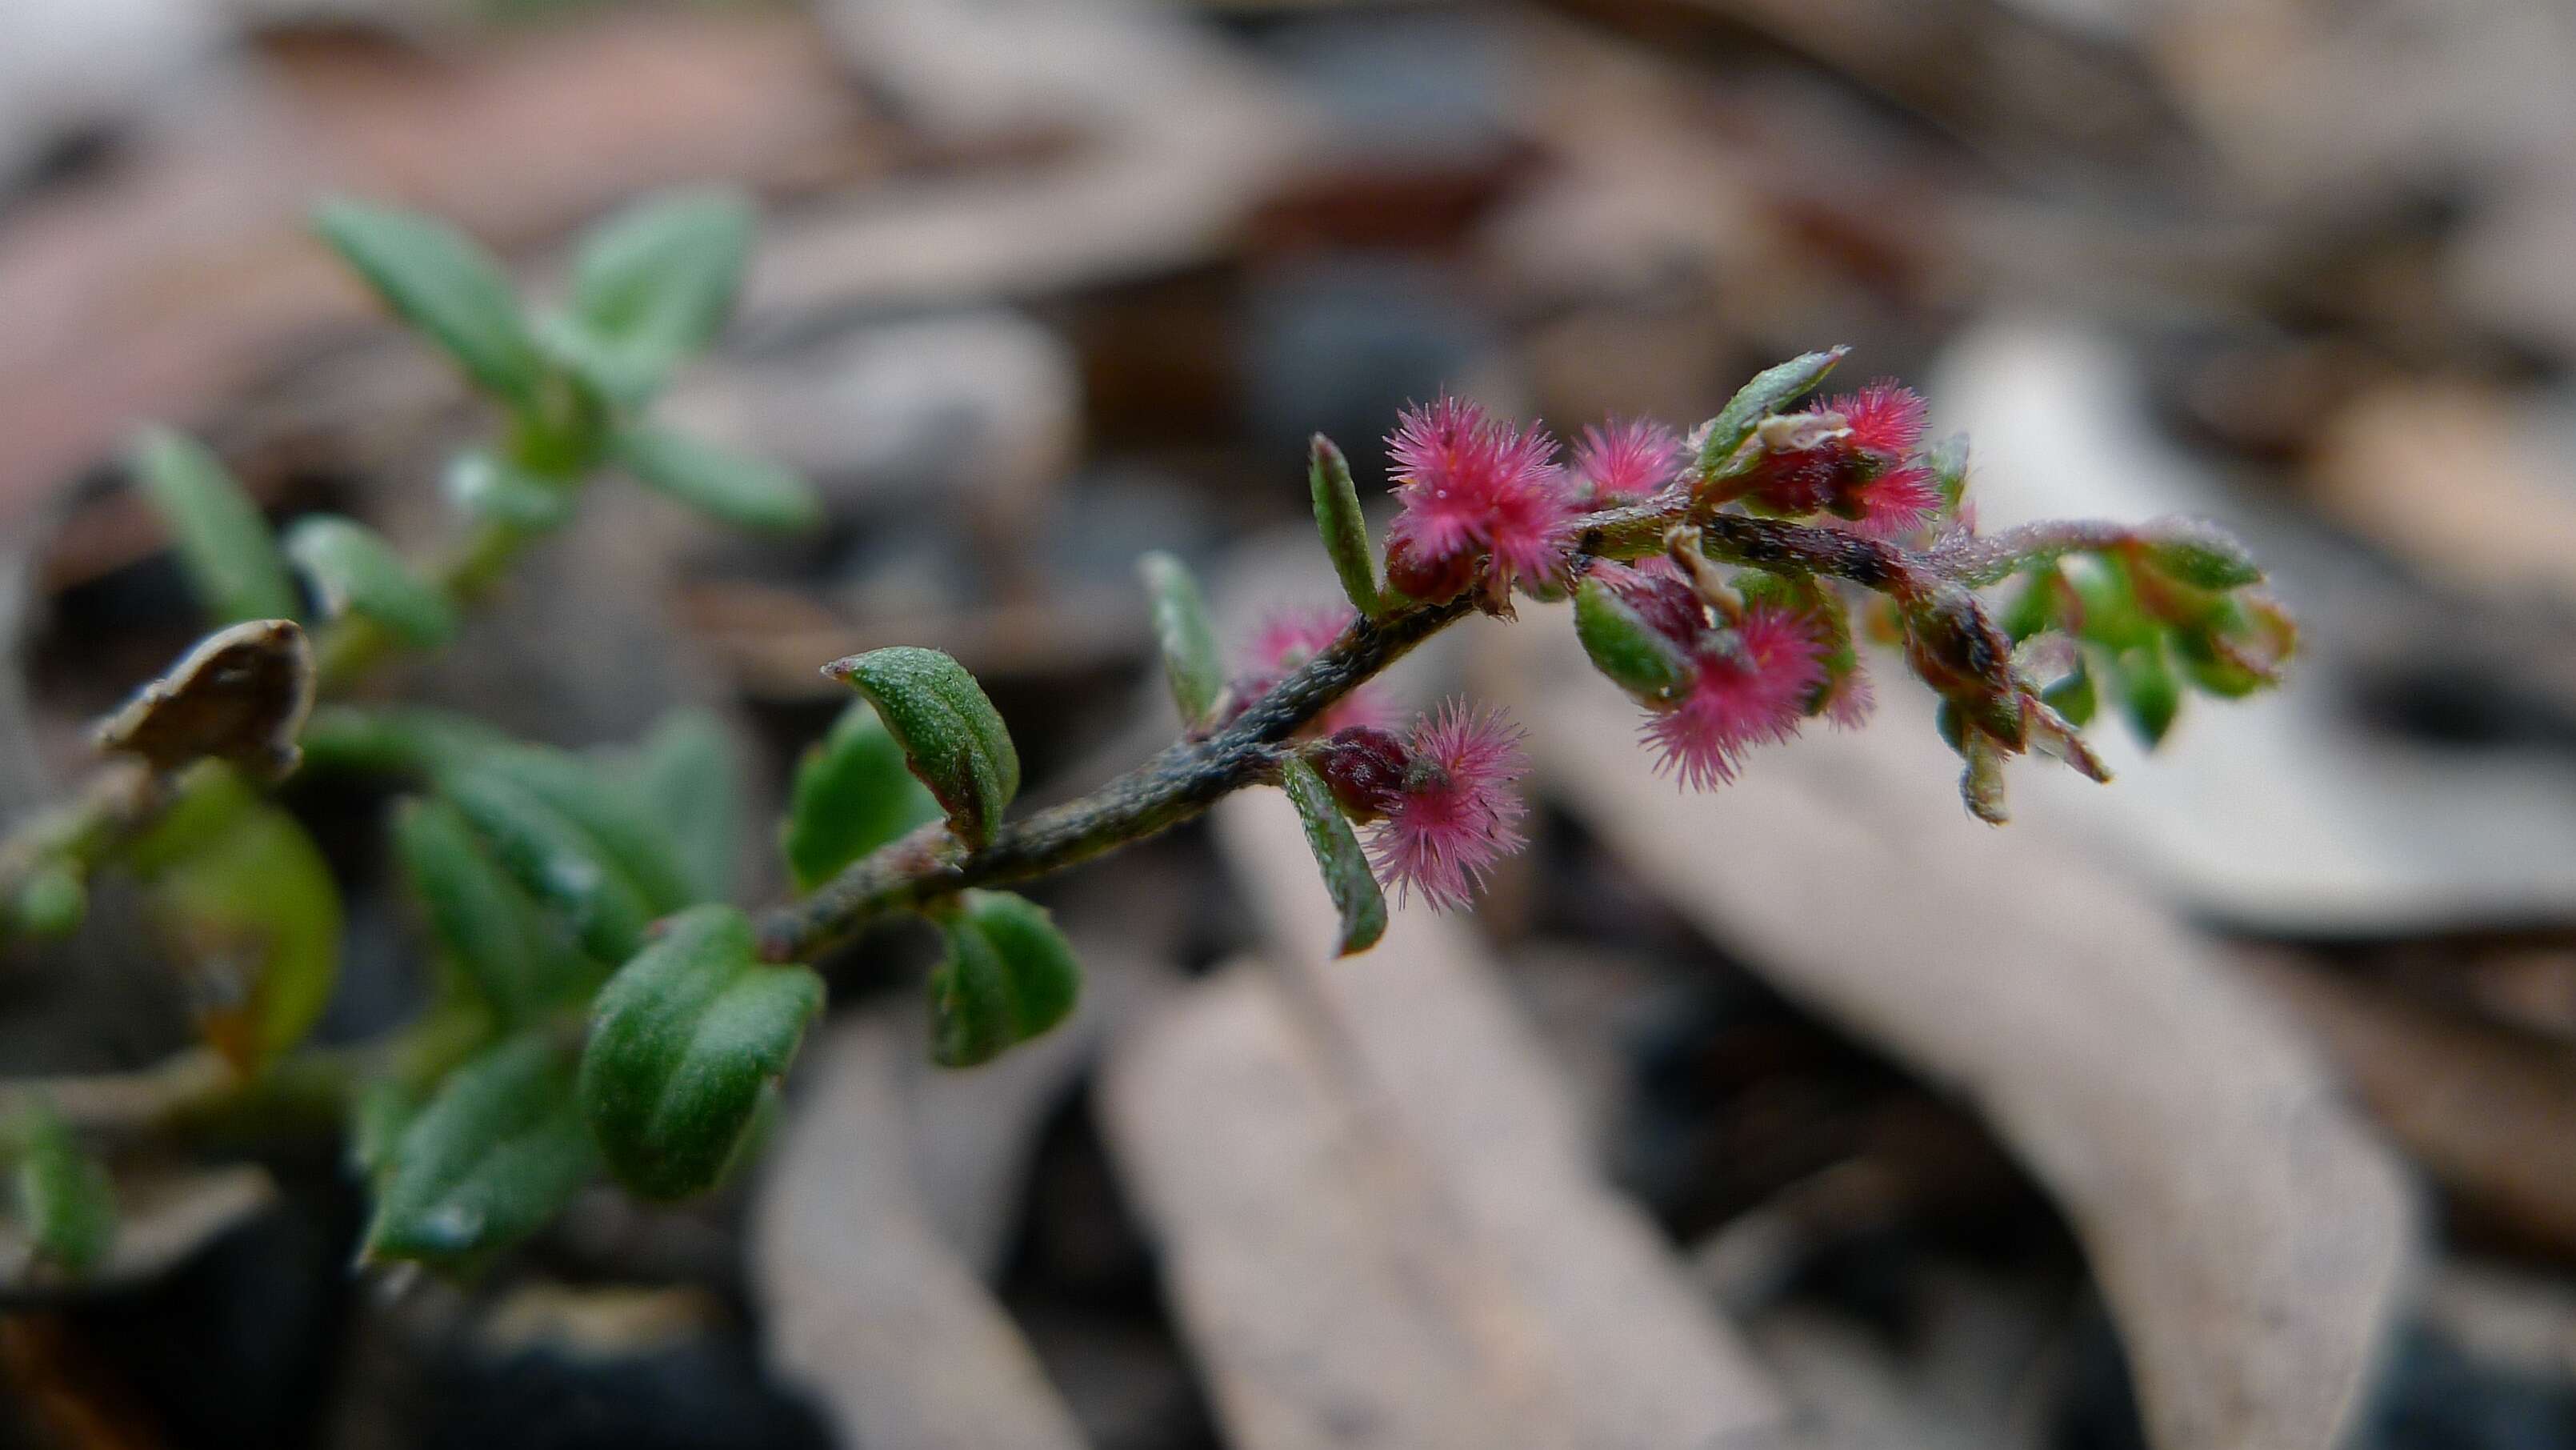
[757,494,2184,963]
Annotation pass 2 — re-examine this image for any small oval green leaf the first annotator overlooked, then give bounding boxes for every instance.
[445,449,574,530]
[1695,347,1848,477]
[14,1104,116,1276]
[632,710,745,903]
[1277,756,1386,956]
[130,765,343,1074]
[129,428,301,625]
[284,515,458,647]
[2138,522,2264,591]
[2106,641,2182,747]
[440,765,654,963]
[928,891,1082,1068]
[579,905,824,1200]
[314,199,546,406]
[821,647,1019,847]
[10,864,87,940]
[363,1034,595,1268]
[1308,435,1382,618]
[477,747,697,915]
[782,699,942,893]
[393,796,594,1027]
[571,188,754,365]
[1574,575,1692,703]
[611,425,821,535]
[1138,551,1224,728]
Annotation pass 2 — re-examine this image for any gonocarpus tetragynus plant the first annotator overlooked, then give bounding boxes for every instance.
[0,192,2290,1277]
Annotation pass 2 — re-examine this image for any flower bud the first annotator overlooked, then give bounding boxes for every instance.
[1383,532,1477,603]
[1312,726,1410,821]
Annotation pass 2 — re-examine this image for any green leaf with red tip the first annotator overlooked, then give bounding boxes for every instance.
[362,1034,595,1269]
[822,647,1019,848]
[314,199,546,407]
[13,1104,115,1276]
[129,428,302,626]
[782,699,942,893]
[1278,755,1385,957]
[1138,552,1225,729]
[611,425,821,535]
[1308,435,1384,618]
[928,891,1082,1068]
[1573,575,1690,703]
[285,515,458,647]
[579,906,824,1200]
[1696,347,1848,477]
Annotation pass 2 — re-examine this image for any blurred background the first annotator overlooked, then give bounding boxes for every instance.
[5,0,2576,1447]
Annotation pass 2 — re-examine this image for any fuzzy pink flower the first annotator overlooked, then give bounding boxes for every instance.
[1642,605,1827,789]
[1829,381,1927,461]
[1839,464,1941,539]
[1384,397,1578,600]
[1819,664,1876,730]
[1572,418,1683,505]
[1241,604,1386,735]
[1737,380,1934,525]
[1361,702,1530,911]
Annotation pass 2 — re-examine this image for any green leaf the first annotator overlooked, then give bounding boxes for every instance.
[394,797,594,1027]
[579,906,824,1200]
[2064,556,2158,651]
[2105,641,2182,747]
[129,428,302,625]
[1308,435,1383,617]
[347,1079,419,1188]
[477,747,698,915]
[1277,756,1386,956]
[1695,347,1848,477]
[298,703,512,777]
[1927,431,1970,514]
[571,188,754,367]
[314,199,545,405]
[13,1104,116,1276]
[782,699,942,892]
[1573,576,1691,703]
[130,766,343,1074]
[2138,523,2263,591]
[2041,660,2098,727]
[1138,552,1224,728]
[632,711,744,903]
[363,1035,596,1268]
[283,515,458,647]
[10,864,87,940]
[445,449,574,530]
[928,891,1082,1068]
[611,425,821,535]
[822,647,1019,847]
[440,764,654,963]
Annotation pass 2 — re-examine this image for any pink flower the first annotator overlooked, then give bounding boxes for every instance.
[1830,381,1927,461]
[1241,605,1386,735]
[1384,397,1578,601]
[1345,702,1530,911]
[1642,605,1827,789]
[1572,418,1683,505]
[1819,664,1876,730]
[1840,464,1941,539]
[1735,380,1934,527]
